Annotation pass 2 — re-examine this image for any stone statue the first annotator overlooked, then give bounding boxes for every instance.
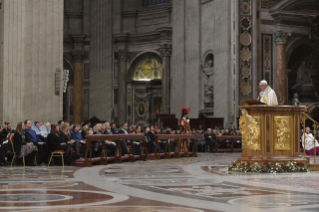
[201,58,214,106]
[291,93,301,106]
[292,61,314,89]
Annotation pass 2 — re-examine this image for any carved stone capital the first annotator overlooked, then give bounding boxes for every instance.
[158,44,172,57]
[274,31,291,45]
[117,49,129,61]
[71,49,87,62]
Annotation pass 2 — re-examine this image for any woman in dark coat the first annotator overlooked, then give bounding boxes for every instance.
[48,125,73,165]
[14,122,38,166]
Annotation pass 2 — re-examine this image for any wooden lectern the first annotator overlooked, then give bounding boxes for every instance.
[237,102,308,164]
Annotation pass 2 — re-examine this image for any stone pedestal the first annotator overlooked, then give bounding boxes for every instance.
[275,31,291,105]
[72,49,86,125]
[118,49,128,125]
[158,44,172,114]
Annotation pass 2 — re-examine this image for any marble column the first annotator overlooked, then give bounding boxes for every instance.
[72,49,87,124]
[275,31,291,105]
[159,44,172,114]
[118,49,128,125]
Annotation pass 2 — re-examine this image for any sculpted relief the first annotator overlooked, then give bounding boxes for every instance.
[292,61,314,89]
[201,53,214,108]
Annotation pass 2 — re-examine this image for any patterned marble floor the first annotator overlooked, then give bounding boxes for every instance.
[0,153,319,211]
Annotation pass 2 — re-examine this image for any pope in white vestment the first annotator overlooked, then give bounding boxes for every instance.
[257,80,278,106]
[302,132,319,151]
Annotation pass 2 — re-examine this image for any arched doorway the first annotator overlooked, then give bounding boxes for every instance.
[127,52,163,126]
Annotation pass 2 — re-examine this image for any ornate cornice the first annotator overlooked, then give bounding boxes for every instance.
[158,44,172,57]
[275,31,291,45]
[117,49,129,61]
[71,49,87,62]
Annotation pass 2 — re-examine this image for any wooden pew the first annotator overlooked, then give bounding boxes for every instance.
[76,134,145,167]
[178,134,197,157]
[152,134,197,159]
[153,134,179,159]
[215,135,242,152]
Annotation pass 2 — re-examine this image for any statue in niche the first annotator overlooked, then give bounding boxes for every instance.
[292,61,314,89]
[201,54,214,108]
[291,93,301,106]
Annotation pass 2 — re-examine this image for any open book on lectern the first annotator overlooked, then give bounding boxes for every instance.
[241,99,266,105]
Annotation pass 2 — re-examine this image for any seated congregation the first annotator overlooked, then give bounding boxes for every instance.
[0,121,201,166]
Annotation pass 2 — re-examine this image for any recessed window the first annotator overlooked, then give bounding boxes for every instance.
[143,0,169,7]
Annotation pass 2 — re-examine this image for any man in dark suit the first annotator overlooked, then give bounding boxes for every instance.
[205,128,216,152]
[110,123,129,155]
[111,123,117,134]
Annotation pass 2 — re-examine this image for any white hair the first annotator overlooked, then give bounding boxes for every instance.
[260,80,268,86]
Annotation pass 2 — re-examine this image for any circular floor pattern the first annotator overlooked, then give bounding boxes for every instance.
[0,189,128,209]
[25,206,205,212]
[115,178,223,186]
[228,194,319,207]
[0,193,72,203]
[0,168,66,175]
[2,182,78,189]
[104,167,181,173]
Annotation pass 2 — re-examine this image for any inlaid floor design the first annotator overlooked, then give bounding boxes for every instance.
[0,153,319,211]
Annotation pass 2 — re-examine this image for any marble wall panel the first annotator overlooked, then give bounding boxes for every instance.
[89,0,113,121]
[171,0,186,118]
[201,0,232,125]
[0,0,63,126]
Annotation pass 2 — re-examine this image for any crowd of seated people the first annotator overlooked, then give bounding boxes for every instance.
[0,120,246,166]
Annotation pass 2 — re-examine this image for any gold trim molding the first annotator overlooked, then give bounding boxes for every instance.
[274,116,291,150]
[239,109,261,150]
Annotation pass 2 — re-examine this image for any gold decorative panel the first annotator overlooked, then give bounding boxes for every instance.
[274,116,291,150]
[133,58,162,81]
[239,109,261,150]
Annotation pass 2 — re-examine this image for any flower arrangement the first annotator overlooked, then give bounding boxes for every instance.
[227,161,309,173]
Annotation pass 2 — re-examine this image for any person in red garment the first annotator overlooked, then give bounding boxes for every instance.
[179,107,191,152]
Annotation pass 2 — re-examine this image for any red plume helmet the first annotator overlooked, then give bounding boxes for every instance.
[181,107,189,114]
[181,107,189,118]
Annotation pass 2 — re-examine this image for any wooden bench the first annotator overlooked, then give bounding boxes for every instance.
[215,135,242,152]
[76,134,145,167]
[76,134,197,167]
[150,134,197,160]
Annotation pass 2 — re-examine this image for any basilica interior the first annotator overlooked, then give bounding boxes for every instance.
[0,0,319,211]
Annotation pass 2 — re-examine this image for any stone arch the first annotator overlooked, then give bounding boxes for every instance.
[286,37,319,67]
[127,51,163,82]
[287,41,319,102]
[270,0,319,12]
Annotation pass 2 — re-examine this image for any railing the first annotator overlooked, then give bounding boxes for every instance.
[215,135,242,152]
[301,113,319,164]
[78,134,197,167]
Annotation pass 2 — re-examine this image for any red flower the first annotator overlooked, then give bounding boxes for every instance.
[233,163,236,166]
[300,163,304,166]
[263,162,266,165]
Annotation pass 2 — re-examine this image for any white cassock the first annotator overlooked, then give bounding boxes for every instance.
[257,86,278,106]
[302,133,319,151]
